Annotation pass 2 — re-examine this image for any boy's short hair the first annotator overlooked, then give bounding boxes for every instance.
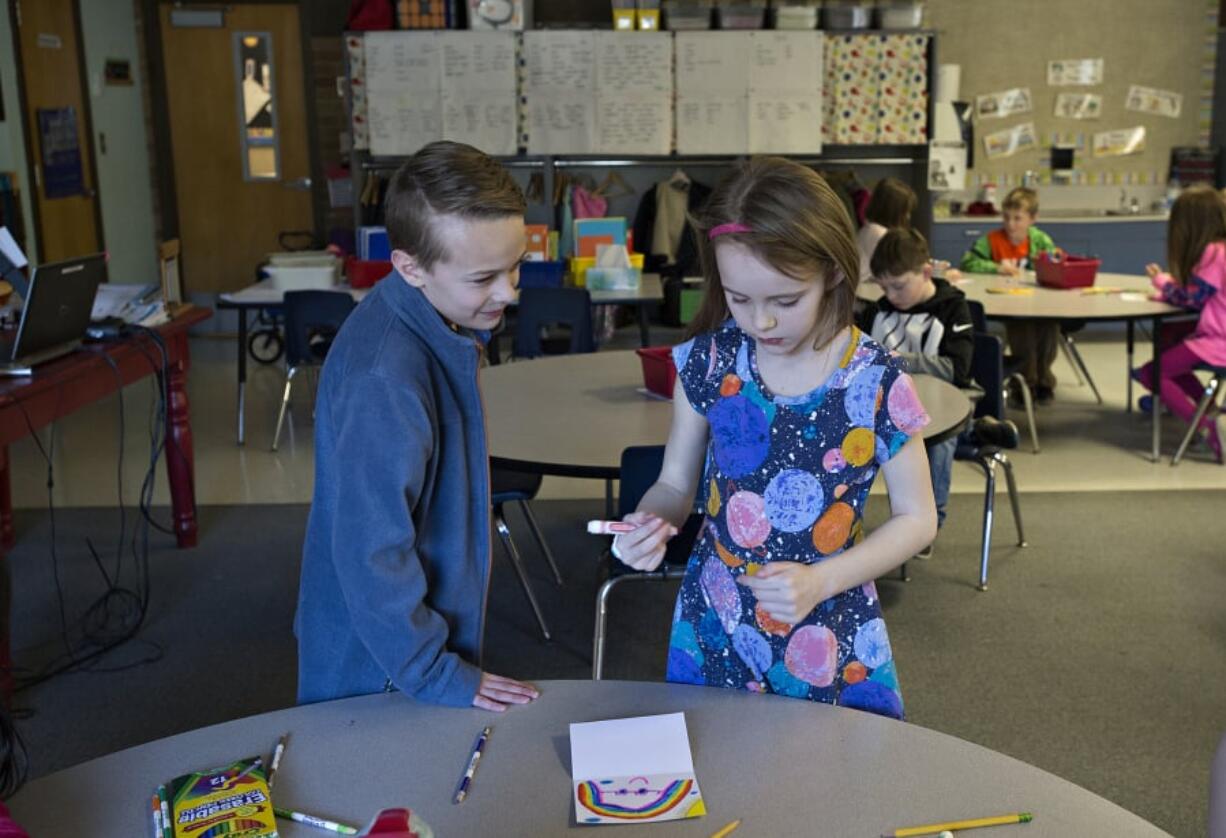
[384,141,526,270]
[870,227,930,279]
[1002,186,1039,216]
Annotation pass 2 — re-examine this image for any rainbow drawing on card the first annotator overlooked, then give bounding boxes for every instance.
[576,774,706,824]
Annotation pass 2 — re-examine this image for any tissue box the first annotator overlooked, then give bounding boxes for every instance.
[585,266,642,291]
[570,253,644,287]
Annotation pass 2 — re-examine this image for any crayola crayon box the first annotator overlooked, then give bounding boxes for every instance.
[165,756,278,837]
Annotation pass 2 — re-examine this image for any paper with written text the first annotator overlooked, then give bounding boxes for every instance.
[525,31,596,154]
[675,31,821,155]
[570,712,706,826]
[365,31,517,156]
[594,33,671,154]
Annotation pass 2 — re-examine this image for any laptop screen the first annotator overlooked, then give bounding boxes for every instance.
[8,254,106,363]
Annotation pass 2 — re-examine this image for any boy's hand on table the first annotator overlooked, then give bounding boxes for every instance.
[737,562,830,625]
[611,512,678,572]
[998,259,1020,277]
[473,672,539,712]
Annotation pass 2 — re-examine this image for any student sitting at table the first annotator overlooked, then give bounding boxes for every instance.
[857,177,917,282]
[611,157,937,719]
[959,186,1061,404]
[1133,184,1226,463]
[858,228,1019,558]
[296,141,539,712]
[0,705,28,838]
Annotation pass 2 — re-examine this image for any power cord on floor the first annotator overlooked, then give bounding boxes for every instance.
[9,330,174,694]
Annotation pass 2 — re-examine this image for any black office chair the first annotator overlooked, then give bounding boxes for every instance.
[1171,362,1226,465]
[955,331,1027,590]
[271,290,356,451]
[511,287,596,358]
[592,446,702,679]
[491,468,563,641]
[968,300,1039,453]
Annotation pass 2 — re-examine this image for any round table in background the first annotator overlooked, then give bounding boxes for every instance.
[8,680,1166,836]
[484,349,971,512]
[859,271,1187,460]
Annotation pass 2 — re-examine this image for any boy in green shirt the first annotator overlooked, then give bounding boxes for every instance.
[960,187,1061,403]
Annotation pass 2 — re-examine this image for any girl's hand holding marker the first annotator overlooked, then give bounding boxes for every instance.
[587,515,678,572]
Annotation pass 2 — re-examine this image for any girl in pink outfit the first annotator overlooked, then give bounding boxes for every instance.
[0,705,28,838]
[1134,185,1226,463]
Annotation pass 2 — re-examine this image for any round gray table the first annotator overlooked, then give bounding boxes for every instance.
[8,680,1166,836]
[484,350,972,483]
[859,271,1187,460]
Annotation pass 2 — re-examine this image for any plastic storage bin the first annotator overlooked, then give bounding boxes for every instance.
[663,0,713,29]
[1034,252,1101,289]
[874,1,923,28]
[346,259,392,289]
[637,346,677,398]
[774,4,819,29]
[823,0,871,27]
[585,266,642,291]
[716,2,766,28]
[519,260,566,288]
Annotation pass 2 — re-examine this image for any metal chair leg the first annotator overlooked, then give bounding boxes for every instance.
[994,451,1027,547]
[271,366,297,452]
[1062,334,1102,404]
[518,499,563,585]
[1172,378,1224,465]
[974,455,998,592]
[593,575,619,680]
[1007,372,1040,453]
[1059,335,1085,386]
[494,507,552,641]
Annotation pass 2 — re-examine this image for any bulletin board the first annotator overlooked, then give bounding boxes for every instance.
[927,0,1217,187]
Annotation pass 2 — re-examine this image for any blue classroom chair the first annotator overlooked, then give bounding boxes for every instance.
[271,290,356,452]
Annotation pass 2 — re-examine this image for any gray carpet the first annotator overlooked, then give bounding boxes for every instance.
[6,491,1225,837]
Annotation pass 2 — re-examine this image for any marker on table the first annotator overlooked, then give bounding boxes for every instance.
[453,725,492,804]
[267,732,289,787]
[157,784,172,838]
[150,792,163,838]
[883,811,1033,837]
[587,520,639,535]
[710,818,742,838]
[274,806,359,835]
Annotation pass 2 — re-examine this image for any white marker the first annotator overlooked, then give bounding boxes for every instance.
[586,520,639,535]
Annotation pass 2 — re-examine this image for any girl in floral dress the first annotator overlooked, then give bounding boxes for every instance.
[611,157,937,719]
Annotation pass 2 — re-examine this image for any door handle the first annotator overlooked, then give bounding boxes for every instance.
[283,177,312,191]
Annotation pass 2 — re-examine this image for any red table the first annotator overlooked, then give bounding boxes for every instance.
[0,306,211,696]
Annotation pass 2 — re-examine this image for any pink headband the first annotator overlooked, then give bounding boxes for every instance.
[708,222,752,240]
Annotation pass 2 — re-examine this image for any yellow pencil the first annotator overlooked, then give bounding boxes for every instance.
[884,811,1032,837]
[710,818,741,838]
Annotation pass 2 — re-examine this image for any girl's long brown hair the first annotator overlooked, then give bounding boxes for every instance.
[686,157,860,350]
[1167,184,1226,286]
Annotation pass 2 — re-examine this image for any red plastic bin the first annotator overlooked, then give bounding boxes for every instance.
[1034,252,1100,289]
[636,346,676,399]
[347,259,393,289]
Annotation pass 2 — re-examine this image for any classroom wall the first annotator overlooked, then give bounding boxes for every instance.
[0,5,37,260]
[927,0,1216,188]
[78,0,159,285]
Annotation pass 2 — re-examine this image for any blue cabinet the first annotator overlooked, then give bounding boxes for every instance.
[929,218,1166,274]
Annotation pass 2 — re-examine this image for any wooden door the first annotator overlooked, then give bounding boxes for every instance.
[14,0,103,263]
[159,3,313,294]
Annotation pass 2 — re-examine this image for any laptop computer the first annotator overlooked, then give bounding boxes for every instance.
[0,254,106,376]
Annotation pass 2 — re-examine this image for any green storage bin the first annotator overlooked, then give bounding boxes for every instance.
[679,287,703,324]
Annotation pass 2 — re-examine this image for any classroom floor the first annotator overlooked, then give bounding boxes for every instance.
[7,321,1225,512]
